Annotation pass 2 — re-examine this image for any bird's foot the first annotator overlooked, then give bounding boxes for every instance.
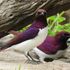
[27,52,40,62]
[26,55,32,61]
[24,52,32,61]
[27,50,47,63]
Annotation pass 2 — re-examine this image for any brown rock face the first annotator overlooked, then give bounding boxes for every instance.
[0,0,70,32]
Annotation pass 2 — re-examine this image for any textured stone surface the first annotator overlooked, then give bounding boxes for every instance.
[0,45,70,70]
[0,0,70,31]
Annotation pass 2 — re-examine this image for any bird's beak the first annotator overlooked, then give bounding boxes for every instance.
[40,12,47,16]
[41,12,44,15]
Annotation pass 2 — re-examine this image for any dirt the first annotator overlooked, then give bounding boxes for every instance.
[0,45,70,70]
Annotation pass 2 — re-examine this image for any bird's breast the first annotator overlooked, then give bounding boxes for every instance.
[33,47,66,59]
[9,27,48,53]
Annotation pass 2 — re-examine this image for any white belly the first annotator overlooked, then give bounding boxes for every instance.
[33,48,66,59]
[9,27,48,53]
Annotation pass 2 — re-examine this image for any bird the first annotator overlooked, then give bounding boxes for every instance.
[0,9,47,50]
[29,31,70,63]
[7,25,48,61]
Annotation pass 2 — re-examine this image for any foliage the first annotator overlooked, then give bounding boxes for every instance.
[19,11,70,36]
[63,23,70,32]
[47,12,70,36]
[19,24,32,32]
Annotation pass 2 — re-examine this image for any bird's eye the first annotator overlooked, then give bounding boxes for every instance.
[37,12,47,15]
[37,12,41,15]
[64,33,70,37]
[44,12,47,15]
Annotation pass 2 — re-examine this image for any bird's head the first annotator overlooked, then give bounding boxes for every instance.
[35,9,47,20]
[55,31,70,42]
[36,9,47,16]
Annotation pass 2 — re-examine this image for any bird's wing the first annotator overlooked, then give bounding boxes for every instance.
[18,27,40,41]
[0,28,39,50]
[6,27,39,45]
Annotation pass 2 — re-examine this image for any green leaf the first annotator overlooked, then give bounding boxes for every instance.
[47,16,65,23]
[47,11,65,31]
[63,23,70,32]
[19,24,32,32]
[47,11,68,36]
[48,24,64,36]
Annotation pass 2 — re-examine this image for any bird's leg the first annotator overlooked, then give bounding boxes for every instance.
[27,50,41,62]
[27,51,35,61]
[24,52,32,61]
[27,51,40,62]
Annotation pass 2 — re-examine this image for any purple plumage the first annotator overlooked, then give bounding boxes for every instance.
[30,20,46,29]
[7,9,47,45]
[37,31,70,54]
[0,9,47,50]
[8,27,39,45]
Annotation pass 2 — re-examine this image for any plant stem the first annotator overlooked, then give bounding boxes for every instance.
[49,11,64,30]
